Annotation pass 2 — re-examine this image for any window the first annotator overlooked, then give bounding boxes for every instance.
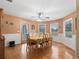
[64,18,72,38]
[50,23,58,35]
[39,24,45,33]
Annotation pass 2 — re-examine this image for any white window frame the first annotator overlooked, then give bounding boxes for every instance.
[50,23,58,35]
[38,24,46,33]
[63,18,73,38]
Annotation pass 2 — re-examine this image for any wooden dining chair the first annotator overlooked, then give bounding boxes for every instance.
[42,34,47,47]
[29,40,37,49]
[26,34,30,51]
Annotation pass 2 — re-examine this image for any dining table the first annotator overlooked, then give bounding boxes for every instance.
[27,34,52,48]
[29,36,43,40]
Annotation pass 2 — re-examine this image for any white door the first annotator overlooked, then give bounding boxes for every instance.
[21,24,29,44]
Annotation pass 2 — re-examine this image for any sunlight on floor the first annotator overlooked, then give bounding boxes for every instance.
[52,46,59,59]
[65,52,73,59]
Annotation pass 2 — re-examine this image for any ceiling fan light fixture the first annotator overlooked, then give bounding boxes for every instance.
[38,12,43,18]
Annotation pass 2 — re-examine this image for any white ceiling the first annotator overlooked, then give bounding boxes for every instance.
[0,0,76,21]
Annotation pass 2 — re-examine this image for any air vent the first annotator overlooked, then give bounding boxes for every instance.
[7,0,13,2]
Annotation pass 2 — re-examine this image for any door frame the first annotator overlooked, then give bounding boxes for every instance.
[20,23,29,44]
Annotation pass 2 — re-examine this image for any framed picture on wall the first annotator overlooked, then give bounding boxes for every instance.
[31,25,35,30]
[10,22,14,25]
[5,21,8,24]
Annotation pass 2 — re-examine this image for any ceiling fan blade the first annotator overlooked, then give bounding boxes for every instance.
[45,17,50,19]
[7,0,13,2]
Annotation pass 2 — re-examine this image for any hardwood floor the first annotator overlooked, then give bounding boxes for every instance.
[5,42,75,59]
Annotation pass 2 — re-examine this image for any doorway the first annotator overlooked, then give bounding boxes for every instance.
[21,24,29,44]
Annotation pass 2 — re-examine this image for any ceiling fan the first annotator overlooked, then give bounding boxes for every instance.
[31,12,51,20]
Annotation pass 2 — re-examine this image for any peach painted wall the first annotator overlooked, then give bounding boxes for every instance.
[1,14,38,34]
[1,11,76,34]
[37,12,77,34]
